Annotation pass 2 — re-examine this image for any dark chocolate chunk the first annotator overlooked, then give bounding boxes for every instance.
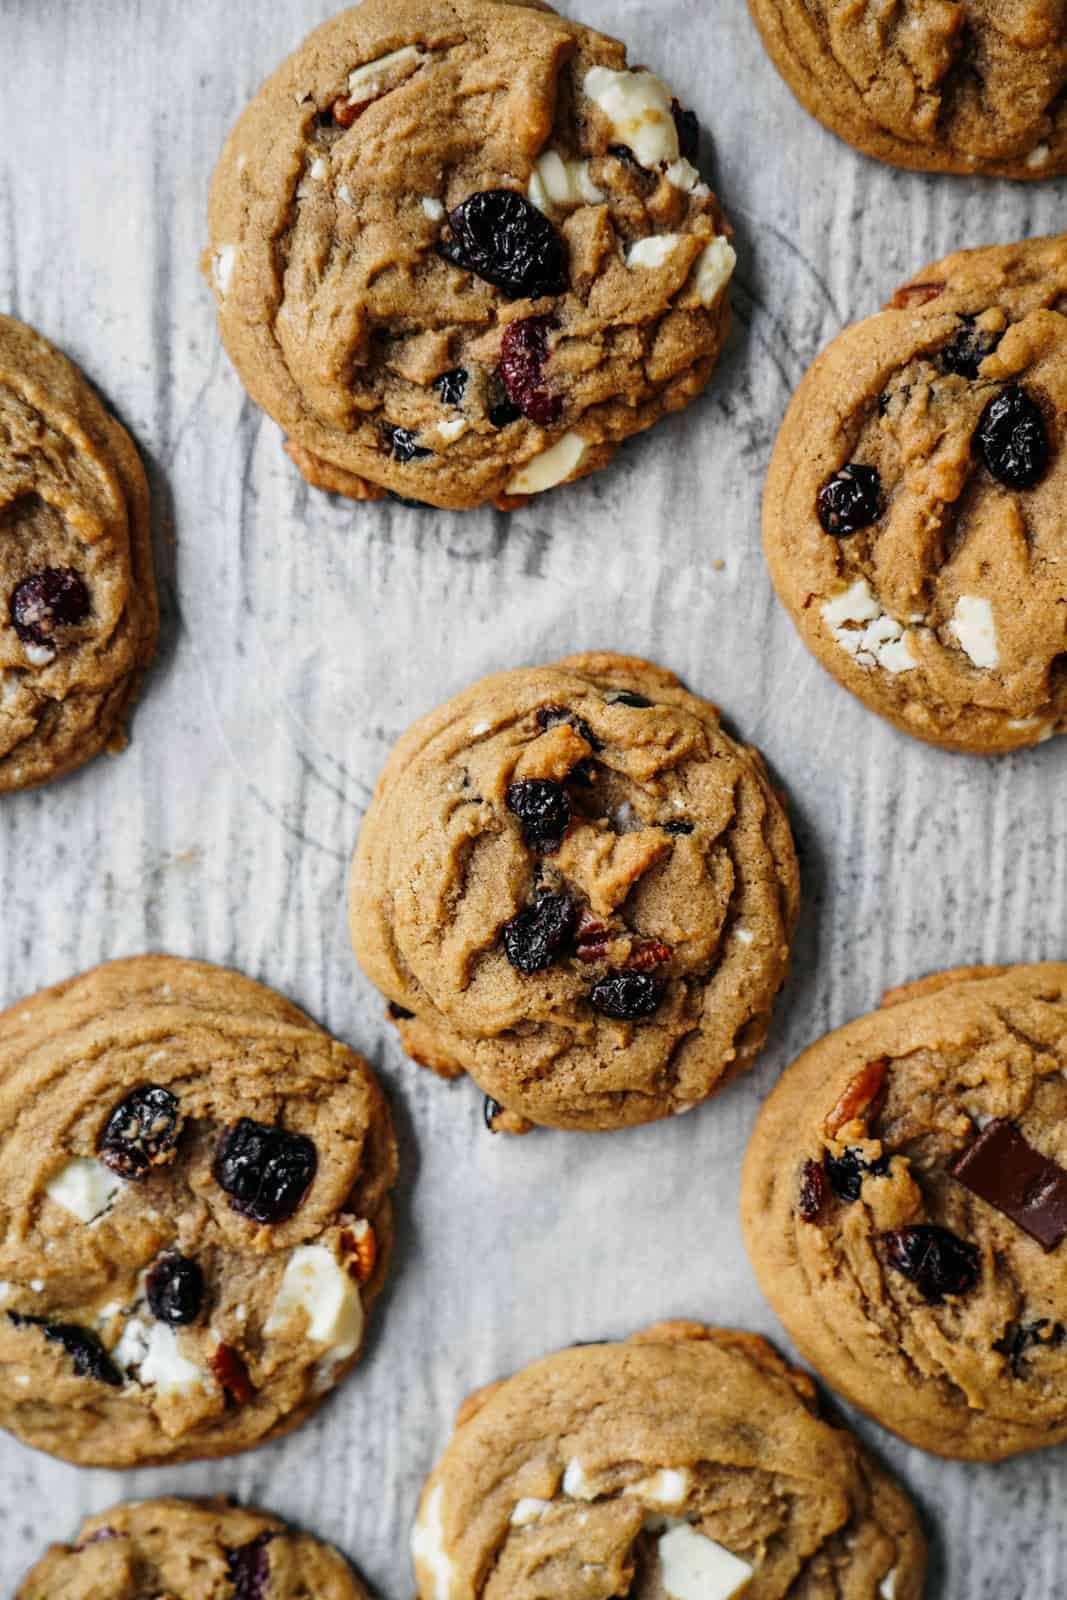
[952,1118,1067,1251]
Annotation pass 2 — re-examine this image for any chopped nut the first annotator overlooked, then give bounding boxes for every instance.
[627,938,672,973]
[341,1220,377,1285]
[889,281,945,310]
[211,1342,253,1405]
[824,1059,889,1137]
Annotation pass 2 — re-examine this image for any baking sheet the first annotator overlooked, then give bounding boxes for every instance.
[1,1,1066,1593]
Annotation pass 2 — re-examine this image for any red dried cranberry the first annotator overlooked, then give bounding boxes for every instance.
[146,1252,204,1325]
[440,190,568,300]
[227,1532,274,1599]
[976,386,1049,489]
[432,368,468,406]
[883,1225,980,1303]
[10,567,90,646]
[98,1085,182,1180]
[502,892,577,974]
[506,779,571,850]
[824,1147,889,1203]
[382,424,431,463]
[817,465,882,536]
[8,1312,122,1386]
[589,972,664,1020]
[798,1159,828,1223]
[937,314,1002,379]
[500,316,561,426]
[213,1119,317,1224]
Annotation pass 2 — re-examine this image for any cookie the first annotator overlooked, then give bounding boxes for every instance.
[17,1497,369,1600]
[0,955,396,1468]
[0,315,157,791]
[748,0,1067,179]
[412,1321,926,1600]
[349,652,799,1134]
[205,0,735,512]
[742,962,1067,1462]
[763,234,1067,754]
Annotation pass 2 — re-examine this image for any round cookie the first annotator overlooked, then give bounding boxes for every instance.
[411,1321,926,1600]
[349,652,799,1133]
[742,962,1067,1462]
[0,315,157,791]
[17,1497,369,1600]
[205,0,735,512]
[748,0,1067,179]
[0,955,396,1468]
[763,234,1067,754]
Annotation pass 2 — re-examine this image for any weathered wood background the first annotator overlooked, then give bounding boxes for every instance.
[1,1,1065,1593]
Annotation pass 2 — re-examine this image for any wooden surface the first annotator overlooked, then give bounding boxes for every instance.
[1,1,1065,1594]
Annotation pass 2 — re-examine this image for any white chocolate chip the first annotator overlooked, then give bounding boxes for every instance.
[264,1244,364,1364]
[337,183,356,207]
[691,238,737,306]
[880,1570,898,1600]
[114,1318,206,1396]
[347,45,423,103]
[627,234,683,270]
[821,580,916,675]
[562,1459,599,1500]
[45,1158,125,1224]
[436,417,468,443]
[510,1497,552,1526]
[506,431,587,496]
[734,927,754,946]
[583,66,679,168]
[309,157,328,180]
[422,196,446,222]
[1,671,21,707]
[23,642,55,668]
[657,1522,754,1600]
[821,578,881,629]
[29,1279,43,1293]
[1026,143,1051,169]
[412,1484,456,1600]
[212,244,237,298]
[949,595,999,670]
[0,1283,10,1305]
[528,150,604,212]
[628,1467,692,1507]
[14,1373,30,1387]
[665,158,709,196]
[470,720,492,737]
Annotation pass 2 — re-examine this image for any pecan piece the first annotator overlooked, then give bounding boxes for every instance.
[211,1342,253,1405]
[627,939,672,973]
[824,1059,889,1137]
[341,1220,377,1286]
[889,281,945,309]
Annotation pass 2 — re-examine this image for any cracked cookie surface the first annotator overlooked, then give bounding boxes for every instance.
[763,234,1067,753]
[205,0,734,511]
[0,315,157,791]
[17,1497,368,1600]
[748,0,1067,178]
[0,956,396,1468]
[349,652,798,1133]
[742,962,1067,1461]
[412,1321,925,1600]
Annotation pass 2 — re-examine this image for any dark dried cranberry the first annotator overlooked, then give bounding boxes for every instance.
[146,1252,204,1326]
[662,820,694,835]
[589,972,664,1020]
[484,1096,504,1132]
[440,190,568,300]
[937,314,1002,379]
[824,1147,889,1203]
[489,399,523,428]
[213,1119,317,1223]
[506,779,571,850]
[883,1225,980,1303]
[536,703,599,749]
[9,1313,122,1386]
[10,567,90,646]
[433,368,468,407]
[817,465,882,536]
[388,1002,415,1021]
[993,1319,1066,1376]
[608,691,653,708]
[500,315,561,426]
[98,1085,182,1180]
[227,1532,274,1600]
[382,424,431,463]
[976,385,1049,489]
[798,1159,829,1223]
[672,100,700,163]
[502,892,577,974]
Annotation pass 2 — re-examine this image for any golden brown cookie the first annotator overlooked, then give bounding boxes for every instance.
[411,1322,926,1600]
[763,234,1067,753]
[205,0,735,511]
[349,652,799,1134]
[0,315,157,790]
[742,962,1067,1461]
[748,0,1067,178]
[0,956,396,1468]
[17,1497,369,1600]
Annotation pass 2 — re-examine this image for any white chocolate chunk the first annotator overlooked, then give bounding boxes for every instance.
[24,642,55,668]
[949,595,999,670]
[511,1497,552,1526]
[583,66,679,168]
[692,238,736,306]
[0,1283,10,1305]
[422,196,445,221]
[347,45,423,102]
[114,1318,205,1396]
[658,1523,754,1600]
[821,580,917,675]
[2,670,22,707]
[629,1467,692,1507]
[470,720,492,736]
[666,157,709,195]
[337,183,356,207]
[265,1245,364,1363]
[821,578,881,629]
[1026,143,1051,169]
[506,431,587,496]
[436,417,468,443]
[880,1570,899,1600]
[213,244,237,298]
[627,234,683,270]
[412,1485,456,1600]
[734,927,754,946]
[309,157,328,181]
[528,150,604,212]
[562,1458,599,1500]
[45,1158,125,1224]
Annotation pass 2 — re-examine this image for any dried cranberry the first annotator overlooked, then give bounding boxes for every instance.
[824,1147,889,1203]
[798,1159,828,1223]
[817,465,882,536]
[937,314,1002,380]
[9,1313,122,1386]
[227,1532,274,1599]
[146,1252,204,1326]
[993,1319,1066,1376]
[506,779,571,850]
[976,385,1049,489]
[382,424,431,463]
[440,190,568,300]
[502,892,577,974]
[10,568,90,646]
[883,1225,980,1303]
[672,101,700,163]
[388,1002,415,1021]
[608,691,653,708]
[433,368,468,407]
[662,821,693,835]
[98,1085,182,1180]
[484,1096,504,1132]
[500,315,561,426]
[589,972,664,1020]
[488,395,523,428]
[213,1119,317,1224]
